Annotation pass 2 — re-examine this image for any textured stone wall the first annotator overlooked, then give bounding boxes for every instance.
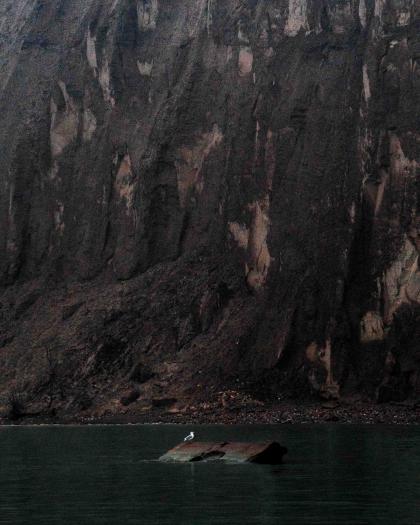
[0,0,418,412]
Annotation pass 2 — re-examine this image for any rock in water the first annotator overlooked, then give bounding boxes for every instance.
[160,442,288,464]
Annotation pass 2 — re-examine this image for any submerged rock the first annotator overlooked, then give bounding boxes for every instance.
[160,441,288,464]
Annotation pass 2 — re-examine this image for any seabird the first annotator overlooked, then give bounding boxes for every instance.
[184,431,195,442]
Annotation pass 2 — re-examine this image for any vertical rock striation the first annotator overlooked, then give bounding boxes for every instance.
[0,0,418,414]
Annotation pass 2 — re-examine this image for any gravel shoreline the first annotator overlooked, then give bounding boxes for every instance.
[2,400,419,426]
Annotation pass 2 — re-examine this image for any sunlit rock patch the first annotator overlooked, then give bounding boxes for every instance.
[175,124,223,207]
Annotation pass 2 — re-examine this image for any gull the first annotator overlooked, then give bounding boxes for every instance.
[184,431,195,442]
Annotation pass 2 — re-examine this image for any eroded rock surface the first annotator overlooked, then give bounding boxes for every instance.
[160,441,288,464]
[0,0,419,418]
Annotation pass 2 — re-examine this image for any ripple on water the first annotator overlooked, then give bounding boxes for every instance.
[0,424,419,524]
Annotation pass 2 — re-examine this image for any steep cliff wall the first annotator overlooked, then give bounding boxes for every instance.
[0,0,419,416]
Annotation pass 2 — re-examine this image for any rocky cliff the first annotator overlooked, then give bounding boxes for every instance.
[0,0,419,418]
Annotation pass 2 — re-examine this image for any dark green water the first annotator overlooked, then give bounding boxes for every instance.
[0,425,419,524]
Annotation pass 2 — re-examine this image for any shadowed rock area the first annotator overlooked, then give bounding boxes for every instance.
[0,0,419,420]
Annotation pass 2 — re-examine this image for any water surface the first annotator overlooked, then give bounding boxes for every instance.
[1,424,419,524]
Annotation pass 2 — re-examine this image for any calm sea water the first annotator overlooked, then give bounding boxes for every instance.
[0,424,419,524]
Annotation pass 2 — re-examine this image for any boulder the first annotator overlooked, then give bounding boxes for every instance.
[159,441,287,464]
[152,397,177,408]
[120,389,140,407]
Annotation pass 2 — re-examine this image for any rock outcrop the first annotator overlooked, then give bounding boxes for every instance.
[160,441,288,464]
[0,0,419,417]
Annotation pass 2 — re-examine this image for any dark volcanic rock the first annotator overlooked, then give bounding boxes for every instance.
[120,389,140,407]
[128,362,155,384]
[62,302,84,321]
[152,397,178,409]
[0,0,419,417]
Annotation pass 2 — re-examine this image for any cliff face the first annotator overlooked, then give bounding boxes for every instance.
[0,0,419,416]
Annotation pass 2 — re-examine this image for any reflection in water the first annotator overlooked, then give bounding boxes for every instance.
[0,424,419,524]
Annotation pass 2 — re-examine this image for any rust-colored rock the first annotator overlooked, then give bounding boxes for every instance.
[159,441,288,464]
